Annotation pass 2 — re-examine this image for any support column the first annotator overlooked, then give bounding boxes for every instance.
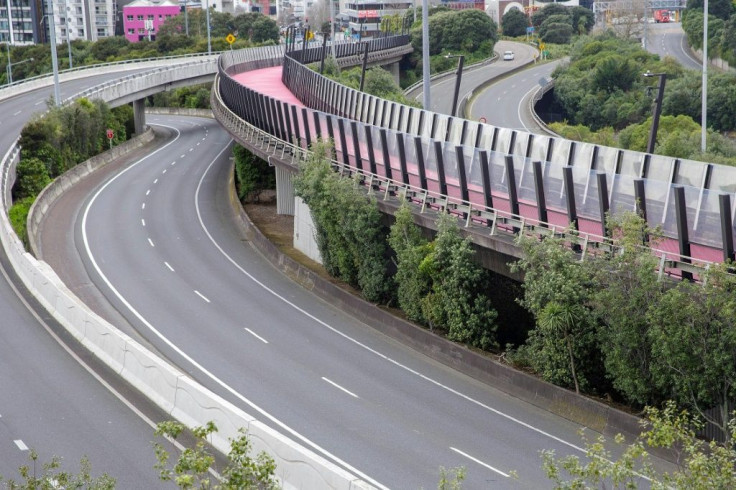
[385,61,400,86]
[133,99,146,135]
[275,166,295,216]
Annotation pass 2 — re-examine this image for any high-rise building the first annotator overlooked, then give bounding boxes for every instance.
[0,0,45,45]
[51,0,116,42]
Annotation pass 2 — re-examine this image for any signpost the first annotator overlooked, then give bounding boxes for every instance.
[226,33,236,62]
[106,129,114,149]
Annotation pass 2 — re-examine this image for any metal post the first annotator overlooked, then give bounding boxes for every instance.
[434,141,447,196]
[673,185,693,281]
[47,0,61,106]
[421,0,430,110]
[634,178,649,244]
[351,121,363,170]
[532,160,547,225]
[396,134,409,185]
[380,129,392,180]
[319,30,328,74]
[64,0,72,68]
[414,136,427,190]
[505,155,520,233]
[702,0,708,153]
[719,193,734,262]
[448,55,464,117]
[596,172,610,236]
[455,146,468,203]
[184,0,189,36]
[205,0,211,55]
[644,71,666,154]
[359,42,369,92]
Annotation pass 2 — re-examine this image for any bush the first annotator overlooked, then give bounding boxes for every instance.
[233,145,275,202]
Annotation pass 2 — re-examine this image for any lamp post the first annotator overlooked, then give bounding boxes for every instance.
[6,56,34,84]
[643,70,666,155]
[46,0,61,106]
[445,53,465,117]
[205,0,212,55]
[701,0,708,152]
[64,0,72,69]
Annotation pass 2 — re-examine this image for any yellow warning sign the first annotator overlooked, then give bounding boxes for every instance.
[226,33,236,44]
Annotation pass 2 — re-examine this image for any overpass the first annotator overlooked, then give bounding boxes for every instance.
[214,37,736,281]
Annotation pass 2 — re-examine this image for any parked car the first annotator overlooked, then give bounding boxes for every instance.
[503,50,514,61]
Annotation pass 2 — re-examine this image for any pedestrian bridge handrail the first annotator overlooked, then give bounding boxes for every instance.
[212,64,712,280]
[273,42,736,268]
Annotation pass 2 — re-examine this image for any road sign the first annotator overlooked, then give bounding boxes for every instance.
[106,129,114,140]
[226,33,236,44]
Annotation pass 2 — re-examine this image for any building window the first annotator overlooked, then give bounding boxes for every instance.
[147,14,154,20]
[138,28,145,33]
[127,15,133,21]
[128,28,134,34]
[97,28,105,36]
[137,15,143,20]
[165,14,171,18]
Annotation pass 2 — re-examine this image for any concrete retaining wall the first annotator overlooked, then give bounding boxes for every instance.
[4,108,374,488]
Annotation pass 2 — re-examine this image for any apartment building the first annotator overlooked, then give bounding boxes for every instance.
[122,0,178,41]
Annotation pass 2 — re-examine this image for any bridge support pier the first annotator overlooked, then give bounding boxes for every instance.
[133,99,146,135]
[275,165,295,215]
[384,61,400,86]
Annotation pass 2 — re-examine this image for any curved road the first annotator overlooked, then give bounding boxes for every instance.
[407,40,539,117]
[38,109,677,488]
[645,22,702,70]
[0,65,212,486]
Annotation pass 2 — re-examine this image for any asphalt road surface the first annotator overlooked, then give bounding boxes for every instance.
[38,112,677,488]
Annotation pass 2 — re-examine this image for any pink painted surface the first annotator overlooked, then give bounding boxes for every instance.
[233,68,725,265]
[232,67,304,108]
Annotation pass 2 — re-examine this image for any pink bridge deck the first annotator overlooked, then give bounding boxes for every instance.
[233,67,723,267]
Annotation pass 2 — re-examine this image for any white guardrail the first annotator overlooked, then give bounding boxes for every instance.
[0,55,375,489]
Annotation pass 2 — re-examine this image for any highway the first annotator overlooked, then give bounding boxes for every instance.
[3,47,684,486]
[406,40,539,117]
[645,22,702,70]
[38,103,679,487]
[0,66,210,486]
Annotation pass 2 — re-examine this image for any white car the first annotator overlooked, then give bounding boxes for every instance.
[503,50,515,61]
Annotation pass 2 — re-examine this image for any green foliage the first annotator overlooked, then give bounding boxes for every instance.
[510,233,603,393]
[592,212,667,406]
[410,9,497,56]
[12,158,50,201]
[0,450,115,489]
[153,420,278,489]
[8,197,34,250]
[388,201,432,323]
[502,9,530,38]
[150,84,213,109]
[438,466,466,489]
[647,264,736,444]
[294,142,394,303]
[17,98,130,189]
[420,213,498,350]
[233,145,275,202]
[542,401,736,488]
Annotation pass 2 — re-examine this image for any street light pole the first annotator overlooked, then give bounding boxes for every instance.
[47,0,61,106]
[205,0,212,55]
[701,0,708,152]
[446,54,464,117]
[644,70,666,155]
[184,0,189,36]
[421,0,430,110]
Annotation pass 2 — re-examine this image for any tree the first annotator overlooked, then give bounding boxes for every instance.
[502,8,529,38]
[13,157,51,201]
[647,263,736,444]
[687,0,734,20]
[541,22,574,44]
[542,401,736,489]
[592,212,666,406]
[233,144,275,202]
[388,200,432,323]
[511,233,603,393]
[153,421,278,489]
[421,213,498,350]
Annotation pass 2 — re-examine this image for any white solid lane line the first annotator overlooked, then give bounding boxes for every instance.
[450,447,509,477]
[322,377,359,399]
[244,328,269,344]
[165,262,175,272]
[148,238,155,247]
[194,290,210,303]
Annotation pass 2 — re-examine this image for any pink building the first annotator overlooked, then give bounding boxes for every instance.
[123,0,181,43]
